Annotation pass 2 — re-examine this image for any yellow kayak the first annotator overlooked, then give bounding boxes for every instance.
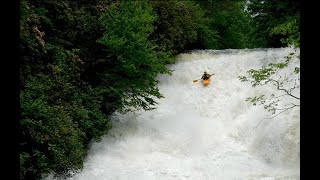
[193,73,214,86]
[201,79,211,86]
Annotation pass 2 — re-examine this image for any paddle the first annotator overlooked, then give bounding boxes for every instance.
[193,73,215,83]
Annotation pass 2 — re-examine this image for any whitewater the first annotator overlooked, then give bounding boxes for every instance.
[47,47,300,180]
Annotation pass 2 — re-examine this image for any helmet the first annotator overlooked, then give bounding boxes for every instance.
[204,71,207,74]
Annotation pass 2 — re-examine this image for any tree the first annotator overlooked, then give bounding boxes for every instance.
[97,0,172,113]
[150,0,220,54]
[239,49,300,123]
[20,1,112,179]
[192,0,260,49]
[246,0,300,47]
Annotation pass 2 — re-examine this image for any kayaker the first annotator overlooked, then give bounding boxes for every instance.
[192,71,215,85]
[201,71,211,80]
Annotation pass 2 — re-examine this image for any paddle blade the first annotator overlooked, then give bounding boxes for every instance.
[193,80,198,83]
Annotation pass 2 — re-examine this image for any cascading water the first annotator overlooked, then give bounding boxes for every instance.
[46,47,300,180]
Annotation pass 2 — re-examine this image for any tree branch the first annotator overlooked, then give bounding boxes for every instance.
[265,104,298,119]
[269,79,300,100]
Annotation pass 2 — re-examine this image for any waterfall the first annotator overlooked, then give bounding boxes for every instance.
[46,47,300,180]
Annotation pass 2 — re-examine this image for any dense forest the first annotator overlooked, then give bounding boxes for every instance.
[20,0,300,179]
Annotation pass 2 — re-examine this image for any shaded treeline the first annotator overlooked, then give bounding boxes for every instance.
[20,0,300,179]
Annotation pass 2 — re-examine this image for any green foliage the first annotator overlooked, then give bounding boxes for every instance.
[20,1,113,179]
[246,0,300,47]
[192,0,259,49]
[150,0,219,54]
[21,78,86,179]
[239,51,300,117]
[270,16,300,47]
[246,95,265,106]
[211,0,257,49]
[239,54,291,87]
[97,1,172,113]
[20,72,112,179]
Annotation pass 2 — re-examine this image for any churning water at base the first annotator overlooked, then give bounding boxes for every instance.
[48,47,300,180]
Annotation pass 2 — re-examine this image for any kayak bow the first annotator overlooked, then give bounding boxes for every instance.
[201,79,211,86]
